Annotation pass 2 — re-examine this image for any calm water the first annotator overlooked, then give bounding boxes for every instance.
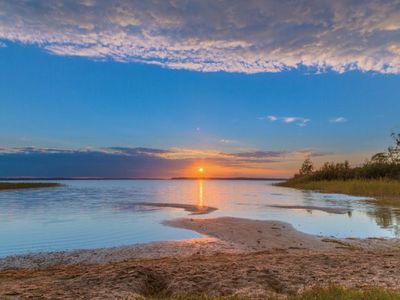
[0,180,399,257]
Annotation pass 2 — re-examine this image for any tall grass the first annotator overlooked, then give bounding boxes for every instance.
[278,179,400,205]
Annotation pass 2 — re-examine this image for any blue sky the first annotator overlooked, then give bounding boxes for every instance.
[0,0,399,177]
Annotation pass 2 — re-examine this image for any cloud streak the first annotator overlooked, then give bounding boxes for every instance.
[1,0,400,73]
[0,146,330,177]
[264,115,310,127]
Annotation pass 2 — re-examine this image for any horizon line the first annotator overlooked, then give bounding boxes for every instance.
[0,176,288,181]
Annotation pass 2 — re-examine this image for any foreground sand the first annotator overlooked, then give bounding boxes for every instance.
[1,217,400,299]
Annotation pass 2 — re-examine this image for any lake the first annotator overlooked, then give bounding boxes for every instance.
[0,179,399,257]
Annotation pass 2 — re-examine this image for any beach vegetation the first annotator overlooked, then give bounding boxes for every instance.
[279,132,400,203]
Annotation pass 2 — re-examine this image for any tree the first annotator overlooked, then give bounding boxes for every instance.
[387,132,400,164]
[299,158,314,175]
[370,152,389,164]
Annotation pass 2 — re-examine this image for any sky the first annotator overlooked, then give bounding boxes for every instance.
[0,0,400,178]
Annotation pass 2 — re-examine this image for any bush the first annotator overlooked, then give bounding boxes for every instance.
[294,133,400,181]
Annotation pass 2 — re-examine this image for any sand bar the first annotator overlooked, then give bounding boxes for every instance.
[268,204,352,214]
[164,217,333,250]
[122,202,218,215]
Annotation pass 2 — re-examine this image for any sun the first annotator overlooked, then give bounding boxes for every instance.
[198,167,204,173]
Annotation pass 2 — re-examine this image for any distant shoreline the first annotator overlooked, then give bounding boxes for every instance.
[0,182,61,191]
[171,177,287,181]
[0,177,287,181]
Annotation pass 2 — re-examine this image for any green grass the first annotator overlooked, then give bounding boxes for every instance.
[146,287,400,299]
[277,178,400,206]
[0,182,61,191]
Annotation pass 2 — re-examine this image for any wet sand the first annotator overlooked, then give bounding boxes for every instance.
[0,237,238,271]
[1,217,400,298]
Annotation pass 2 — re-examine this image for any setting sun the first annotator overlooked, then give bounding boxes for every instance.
[198,167,204,173]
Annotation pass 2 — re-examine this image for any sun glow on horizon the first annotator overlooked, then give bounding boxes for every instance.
[198,167,204,173]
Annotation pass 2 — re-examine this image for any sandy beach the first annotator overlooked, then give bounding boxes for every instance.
[1,216,400,299]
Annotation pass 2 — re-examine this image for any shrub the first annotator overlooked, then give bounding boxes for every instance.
[295,132,400,181]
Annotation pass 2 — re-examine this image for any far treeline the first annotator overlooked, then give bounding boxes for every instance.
[294,132,400,182]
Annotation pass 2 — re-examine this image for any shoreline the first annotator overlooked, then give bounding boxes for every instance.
[1,216,399,269]
[1,216,400,298]
[0,237,239,271]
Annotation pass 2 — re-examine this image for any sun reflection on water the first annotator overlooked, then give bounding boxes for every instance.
[198,179,204,208]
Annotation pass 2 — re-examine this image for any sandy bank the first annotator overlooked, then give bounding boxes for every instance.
[1,244,400,298]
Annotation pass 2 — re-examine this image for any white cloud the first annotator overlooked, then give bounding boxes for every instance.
[0,1,400,73]
[297,119,311,127]
[330,117,347,123]
[219,139,236,144]
[264,115,310,127]
[282,117,297,124]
